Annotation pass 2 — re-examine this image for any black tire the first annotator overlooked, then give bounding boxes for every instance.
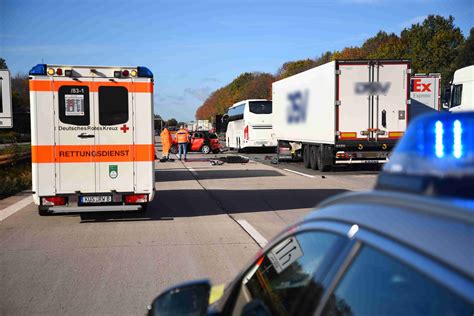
[138,203,148,213]
[38,205,50,216]
[318,145,332,172]
[310,145,318,170]
[201,145,211,154]
[303,145,311,169]
[170,145,178,154]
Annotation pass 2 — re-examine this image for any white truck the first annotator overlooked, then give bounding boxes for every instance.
[29,64,155,215]
[410,73,441,119]
[273,59,410,171]
[0,69,13,128]
[447,65,473,113]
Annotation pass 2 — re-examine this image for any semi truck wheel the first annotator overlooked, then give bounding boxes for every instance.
[303,145,311,168]
[310,145,318,170]
[318,145,332,172]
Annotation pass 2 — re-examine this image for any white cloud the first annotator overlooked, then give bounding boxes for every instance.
[399,15,427,28]
[184,87,212,101]
[203,77,220,83]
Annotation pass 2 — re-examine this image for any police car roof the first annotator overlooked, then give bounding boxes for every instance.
[305,190,474,279]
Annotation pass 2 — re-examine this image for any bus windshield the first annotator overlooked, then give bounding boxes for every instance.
[249,101,272,114]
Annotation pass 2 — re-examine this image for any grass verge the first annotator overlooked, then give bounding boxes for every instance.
[0,161,31,199]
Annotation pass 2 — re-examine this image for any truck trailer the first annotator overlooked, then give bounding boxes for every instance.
[273,59,410,171]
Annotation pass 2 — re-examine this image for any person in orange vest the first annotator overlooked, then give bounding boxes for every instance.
[176,125,190,161]
[160,124,172,161]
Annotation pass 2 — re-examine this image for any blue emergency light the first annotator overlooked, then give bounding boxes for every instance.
[29,64,47,75]
[377,111,473,199]
[137,66,153,78]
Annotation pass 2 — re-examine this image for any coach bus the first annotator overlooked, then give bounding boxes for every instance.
[225,99,276,151]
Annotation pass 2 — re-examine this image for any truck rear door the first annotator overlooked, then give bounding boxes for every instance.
[93,79,135,193]
[55,79,96,193]
[337,61,409,141]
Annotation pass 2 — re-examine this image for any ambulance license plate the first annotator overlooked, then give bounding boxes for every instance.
[80,195,112,204]
[363,160,380,164]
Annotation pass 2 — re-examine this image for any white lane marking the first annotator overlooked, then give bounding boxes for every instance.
[0,196,33,221]
[187,167,198,177]
[283,168,315,178]
[236,219,268,248]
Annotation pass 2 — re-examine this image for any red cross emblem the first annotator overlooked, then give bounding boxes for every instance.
[120,124,129,133]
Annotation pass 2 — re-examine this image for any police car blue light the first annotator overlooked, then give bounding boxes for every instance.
[377,111,473,200]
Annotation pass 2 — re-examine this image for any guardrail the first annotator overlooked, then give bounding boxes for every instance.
[0,151,31,166]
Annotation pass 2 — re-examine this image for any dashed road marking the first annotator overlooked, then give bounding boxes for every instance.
[283,168,315,178]
[187,167,198,177]
[0,196,33,221]
[236,219,268,248]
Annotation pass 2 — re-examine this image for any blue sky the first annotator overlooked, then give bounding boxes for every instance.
[1,0,472,121]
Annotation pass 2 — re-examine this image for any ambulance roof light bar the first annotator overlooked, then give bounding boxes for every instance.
[29,64,47,76]
[137,66,153,78]
[29,64,153,78]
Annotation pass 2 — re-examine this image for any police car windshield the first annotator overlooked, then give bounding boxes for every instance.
[384,112,474,177]
[249,101,272,114]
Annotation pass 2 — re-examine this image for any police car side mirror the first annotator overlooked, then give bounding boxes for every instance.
[148,280,211,316]
[442,101,449,110]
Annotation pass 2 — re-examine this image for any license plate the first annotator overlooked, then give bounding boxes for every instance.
[80,195,112,204]
[363,160,380,164]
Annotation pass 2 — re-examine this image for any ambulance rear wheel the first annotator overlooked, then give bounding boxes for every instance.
[38,206,50,216]
[303,145,311,169]
[310,146,318,170]
[201,145,211,154]
[170,145,178,155]
[138,203,148,213]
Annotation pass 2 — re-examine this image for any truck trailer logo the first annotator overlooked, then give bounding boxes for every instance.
[287,91,308,124]
[411,79,431,92]
[355,82,391,95]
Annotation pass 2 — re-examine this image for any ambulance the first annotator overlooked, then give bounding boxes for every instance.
[29,64,155,215]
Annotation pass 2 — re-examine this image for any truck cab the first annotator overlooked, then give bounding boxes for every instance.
[448,65,473,113]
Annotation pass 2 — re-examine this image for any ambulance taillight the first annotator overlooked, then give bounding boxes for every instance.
[42,197,67,206]
[125,194,148,204]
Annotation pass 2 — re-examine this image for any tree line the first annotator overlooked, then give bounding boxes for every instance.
[195,15,473,120]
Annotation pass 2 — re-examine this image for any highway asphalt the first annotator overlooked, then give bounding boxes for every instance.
[0,148,377,315]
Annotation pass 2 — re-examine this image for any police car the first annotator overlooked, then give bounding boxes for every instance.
[148,112,474,315]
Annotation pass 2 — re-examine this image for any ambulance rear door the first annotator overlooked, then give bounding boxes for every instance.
[93,78,135,193]
[55,78,96,193]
